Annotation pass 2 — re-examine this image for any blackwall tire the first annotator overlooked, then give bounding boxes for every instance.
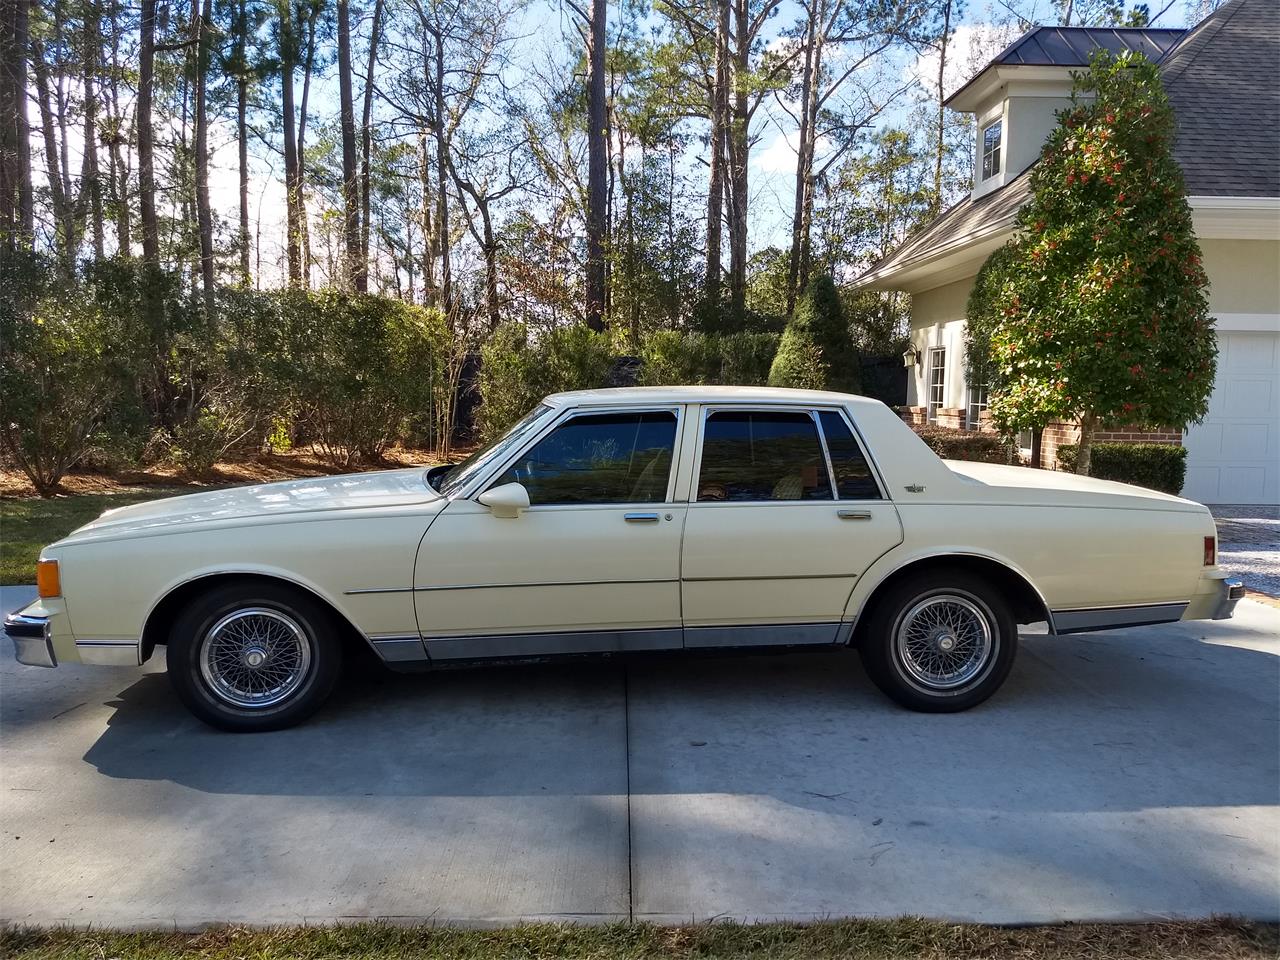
[166,581,343,732]
[859,570,1017,713]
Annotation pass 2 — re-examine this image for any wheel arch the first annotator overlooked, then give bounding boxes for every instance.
[140,571,374,664]
[849,553,1054,645]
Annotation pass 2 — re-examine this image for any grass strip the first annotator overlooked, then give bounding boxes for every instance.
[2,918,1276,960]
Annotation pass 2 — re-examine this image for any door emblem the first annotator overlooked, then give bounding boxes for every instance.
[904,484,926,493]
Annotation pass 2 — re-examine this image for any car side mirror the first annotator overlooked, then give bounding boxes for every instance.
[477,482,530,519]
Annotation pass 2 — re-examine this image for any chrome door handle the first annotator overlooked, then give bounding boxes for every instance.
[624,512,660,523]
[837,509,872,520]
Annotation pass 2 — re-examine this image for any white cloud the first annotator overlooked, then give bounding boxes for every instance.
[908,22,1025,100]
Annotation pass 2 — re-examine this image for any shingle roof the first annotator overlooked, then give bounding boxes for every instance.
[858,0,1278,289]
[1161,0,1280,197]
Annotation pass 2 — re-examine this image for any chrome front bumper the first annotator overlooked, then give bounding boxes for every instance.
[5,609,57,667]
[1214,576,1246,620]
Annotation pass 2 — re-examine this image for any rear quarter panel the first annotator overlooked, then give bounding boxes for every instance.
[845,502,1210,621]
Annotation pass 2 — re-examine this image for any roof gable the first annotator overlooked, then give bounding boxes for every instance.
[858,0,1279,291]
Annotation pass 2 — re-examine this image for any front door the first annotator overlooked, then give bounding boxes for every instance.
[681,407,903,647]
[415,408,687,659]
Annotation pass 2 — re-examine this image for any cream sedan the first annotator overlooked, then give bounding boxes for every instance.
[6,386,1243,730]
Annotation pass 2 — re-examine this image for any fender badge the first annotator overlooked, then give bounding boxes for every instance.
[904,484,926,493]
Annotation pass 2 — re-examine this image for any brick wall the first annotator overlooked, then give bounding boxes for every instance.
[895,406,928,427]
[902,411,1184,472]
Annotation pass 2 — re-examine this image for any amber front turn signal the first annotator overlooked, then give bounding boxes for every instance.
[36,559,61,598]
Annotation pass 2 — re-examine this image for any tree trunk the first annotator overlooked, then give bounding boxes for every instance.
[236,0,250,284]
[281,2,302,286]
[138,0,159,266]
[297,10,317,284]
[432,28,452,318]
[82,0,105,260]
[1074,412,1097,475]
[785,8,818,314]
[337,0,362,291]
[726,0,749,325]
[32,40,73,269]
[1,0,34,250]
[932,0,951,214]
[704,0,728,309]
[194,0,215,314]
[359,0,384,289]
[583,0,607,331]
[106,0,131,257]
[416,128,436,303]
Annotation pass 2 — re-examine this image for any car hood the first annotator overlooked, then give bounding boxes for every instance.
[58,469,442,544]
[944,460,1204,511]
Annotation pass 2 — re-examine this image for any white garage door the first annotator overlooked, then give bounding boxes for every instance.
[1182,328,1280,505]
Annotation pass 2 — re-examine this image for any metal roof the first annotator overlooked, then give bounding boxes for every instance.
[995,26,1187,67]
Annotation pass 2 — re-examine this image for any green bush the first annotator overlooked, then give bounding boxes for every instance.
[637,331,779,386]
[719,332,780,385]
[913,425,1013,464]
[282,291,449,466]
[0,255,139,495]
[1056,442,1187,494]
[769,275,859,392]
[477,323,613,440]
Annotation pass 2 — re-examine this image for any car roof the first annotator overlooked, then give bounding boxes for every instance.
[545,385,887,408]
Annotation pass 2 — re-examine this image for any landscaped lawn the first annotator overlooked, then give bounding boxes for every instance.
[2,919,1276,960]
[0,488,197,585]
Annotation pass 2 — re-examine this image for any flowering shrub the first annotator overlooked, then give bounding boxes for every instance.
[974,50,1215,475]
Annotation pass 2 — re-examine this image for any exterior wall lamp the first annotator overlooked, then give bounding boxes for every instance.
[902,344,922,369]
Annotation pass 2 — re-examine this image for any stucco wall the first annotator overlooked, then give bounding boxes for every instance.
[905,237,1280,408]
[1201,239,1280,317]
[906,278,975,410]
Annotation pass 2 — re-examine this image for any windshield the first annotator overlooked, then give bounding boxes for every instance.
[432,403,555,497]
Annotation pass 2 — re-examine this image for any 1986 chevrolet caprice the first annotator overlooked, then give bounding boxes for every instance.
[7,387,1243,730]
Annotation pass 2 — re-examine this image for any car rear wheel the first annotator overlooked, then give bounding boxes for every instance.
[167,581,343,731]
[858,570,1016,712]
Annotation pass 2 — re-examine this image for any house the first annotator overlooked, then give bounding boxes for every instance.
[856,0,1279,505]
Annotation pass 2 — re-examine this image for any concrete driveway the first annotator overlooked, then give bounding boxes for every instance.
[2,583,1277,929]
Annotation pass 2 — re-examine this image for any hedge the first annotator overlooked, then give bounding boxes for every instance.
[1056,442,1187,494]
[912,425,1012,464]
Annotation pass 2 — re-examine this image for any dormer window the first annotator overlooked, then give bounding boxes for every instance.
[981,119,1002,180]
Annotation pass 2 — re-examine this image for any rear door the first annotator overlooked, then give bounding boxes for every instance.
[680,405,902,647]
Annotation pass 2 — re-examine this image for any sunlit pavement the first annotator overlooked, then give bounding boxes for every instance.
[2,583,1277,928]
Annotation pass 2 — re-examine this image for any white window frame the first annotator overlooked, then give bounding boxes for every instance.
[981,119,1002,181]
[966,383,988,430]
[927,348,947,423]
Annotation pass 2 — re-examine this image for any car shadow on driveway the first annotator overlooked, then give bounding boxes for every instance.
[79,621,1279,815]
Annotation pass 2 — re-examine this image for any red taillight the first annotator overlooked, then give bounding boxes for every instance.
[1204,536,1216,567]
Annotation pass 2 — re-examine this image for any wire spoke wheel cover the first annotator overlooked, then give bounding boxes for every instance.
[894,592,996,691]
[198,607,313,709]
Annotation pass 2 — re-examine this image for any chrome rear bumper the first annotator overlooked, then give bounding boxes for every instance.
[5,609,57,667]
[1214,576,1246,620]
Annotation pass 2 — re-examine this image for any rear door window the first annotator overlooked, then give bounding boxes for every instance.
[697,411,833,502]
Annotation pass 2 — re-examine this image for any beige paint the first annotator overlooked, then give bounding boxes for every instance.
[25,387,1229,669]
[1201,239,1280,315]
[908,278,976,410]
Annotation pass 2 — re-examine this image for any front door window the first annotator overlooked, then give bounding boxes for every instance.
[495,411,677,505]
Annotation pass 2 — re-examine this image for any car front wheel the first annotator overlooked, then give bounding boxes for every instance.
[167,581,343,731]
[858,571,1016,712]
